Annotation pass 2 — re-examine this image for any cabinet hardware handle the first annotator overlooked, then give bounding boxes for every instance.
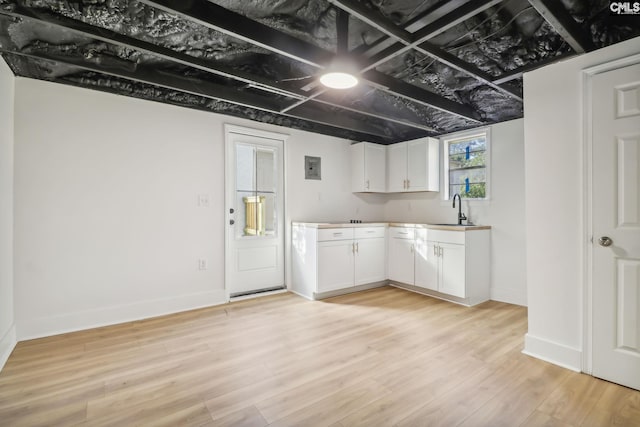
[433,245,437,256]
[439,247,443,257]
[333,232,343,236]
[407,179,410,189]
[356,242,359,253]
[366,180,370,189]
[411,244,414,253]
[398,232,408,235]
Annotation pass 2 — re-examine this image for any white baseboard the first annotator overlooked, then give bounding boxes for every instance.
[17,290,227,341]
[523,333,582,372]
[490,286,527,306]
[0,323,17,372]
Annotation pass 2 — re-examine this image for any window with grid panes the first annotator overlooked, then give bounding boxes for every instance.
[444,130,489,200]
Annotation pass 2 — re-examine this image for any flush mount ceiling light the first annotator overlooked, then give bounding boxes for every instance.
[320,9,359,90]
[320,58,359,89]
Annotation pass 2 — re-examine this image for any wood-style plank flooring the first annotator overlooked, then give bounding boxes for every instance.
[1,286,639,426]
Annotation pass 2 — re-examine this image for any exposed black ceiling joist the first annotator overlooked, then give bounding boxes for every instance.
[527,0,595,54]
[361,70,481,122]
[328,0,522,102]
[0,47,397,140]
[354,0,470,58]
[138,0,481,123]
[0,6,437,133]
[139,0,332,68]
[491,51,575,84]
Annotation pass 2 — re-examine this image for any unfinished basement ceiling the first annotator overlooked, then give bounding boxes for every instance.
[0,0,637,143]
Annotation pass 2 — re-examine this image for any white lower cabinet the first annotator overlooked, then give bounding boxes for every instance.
[318,239,355,292]
[292,224,387,299]
[389,226,490,306]
[388,227,415,285]
[355,233,387,285]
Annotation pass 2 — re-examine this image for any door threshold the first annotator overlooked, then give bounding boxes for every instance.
[229,287,288,302]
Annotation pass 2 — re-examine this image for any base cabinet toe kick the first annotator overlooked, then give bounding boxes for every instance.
[291,222,491,306]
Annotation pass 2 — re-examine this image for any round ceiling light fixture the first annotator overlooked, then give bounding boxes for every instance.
[319,57,359,89]
[319,70,358,89]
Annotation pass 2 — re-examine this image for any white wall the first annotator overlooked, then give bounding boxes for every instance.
[523,36,640,371]
[0,57,16,369]
[13,78,383,339]
[383,119,527,306]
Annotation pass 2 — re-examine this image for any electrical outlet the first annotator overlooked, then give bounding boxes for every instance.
[197,194,210,207]
[198,259,207,270]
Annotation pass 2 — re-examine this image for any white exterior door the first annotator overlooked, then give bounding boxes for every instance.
[225,126,286,297]
[591,62,640,390]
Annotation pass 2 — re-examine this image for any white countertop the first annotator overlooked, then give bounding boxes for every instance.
[292,221,491,231]
[292,222,388,229]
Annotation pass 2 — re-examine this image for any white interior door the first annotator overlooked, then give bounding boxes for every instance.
[225,126,285,298]
[591,62,640,391]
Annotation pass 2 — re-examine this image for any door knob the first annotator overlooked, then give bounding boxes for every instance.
[598,236,613,247]
[229,219,235,225]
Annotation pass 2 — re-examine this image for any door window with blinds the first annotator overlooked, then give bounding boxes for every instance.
[443,129,490,200]
[235,144,277,238]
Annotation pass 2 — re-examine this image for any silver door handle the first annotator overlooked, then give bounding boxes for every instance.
[598,236,613,247]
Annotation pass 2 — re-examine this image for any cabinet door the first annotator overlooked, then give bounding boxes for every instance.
[386,143,407,192]
[407,139,427,191]
[355,237,386,285]
[388,237,414,285]
[318,240,354,292]
[415,234,438,291]
[439,242,466,298]
[350,143,366,192]
[365,143,387,192]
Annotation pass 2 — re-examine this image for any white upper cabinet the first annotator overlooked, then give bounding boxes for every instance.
[386,137,440,192]
[386,143,408,193]
[350,142,386,192]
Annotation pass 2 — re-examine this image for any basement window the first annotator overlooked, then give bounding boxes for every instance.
[442,129,490,200]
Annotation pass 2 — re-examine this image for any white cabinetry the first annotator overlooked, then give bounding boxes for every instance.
[415,229,437,291]
[318,236,355,293]
[354,228,387,285]
[388,227,415,285]
[386,137,439,192]
[351,142,386,192]
[388,226,490,306]
[292,224,387,299]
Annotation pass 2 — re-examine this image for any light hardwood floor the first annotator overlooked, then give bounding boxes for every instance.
[1,286,639,426]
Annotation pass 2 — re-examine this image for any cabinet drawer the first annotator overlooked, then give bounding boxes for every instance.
[427,229,465,245]
[389,227,415,239]
[355,227,385,239]
[318,228,354,241]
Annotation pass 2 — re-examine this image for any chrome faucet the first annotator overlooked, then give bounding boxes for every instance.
[452,193,467,225]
